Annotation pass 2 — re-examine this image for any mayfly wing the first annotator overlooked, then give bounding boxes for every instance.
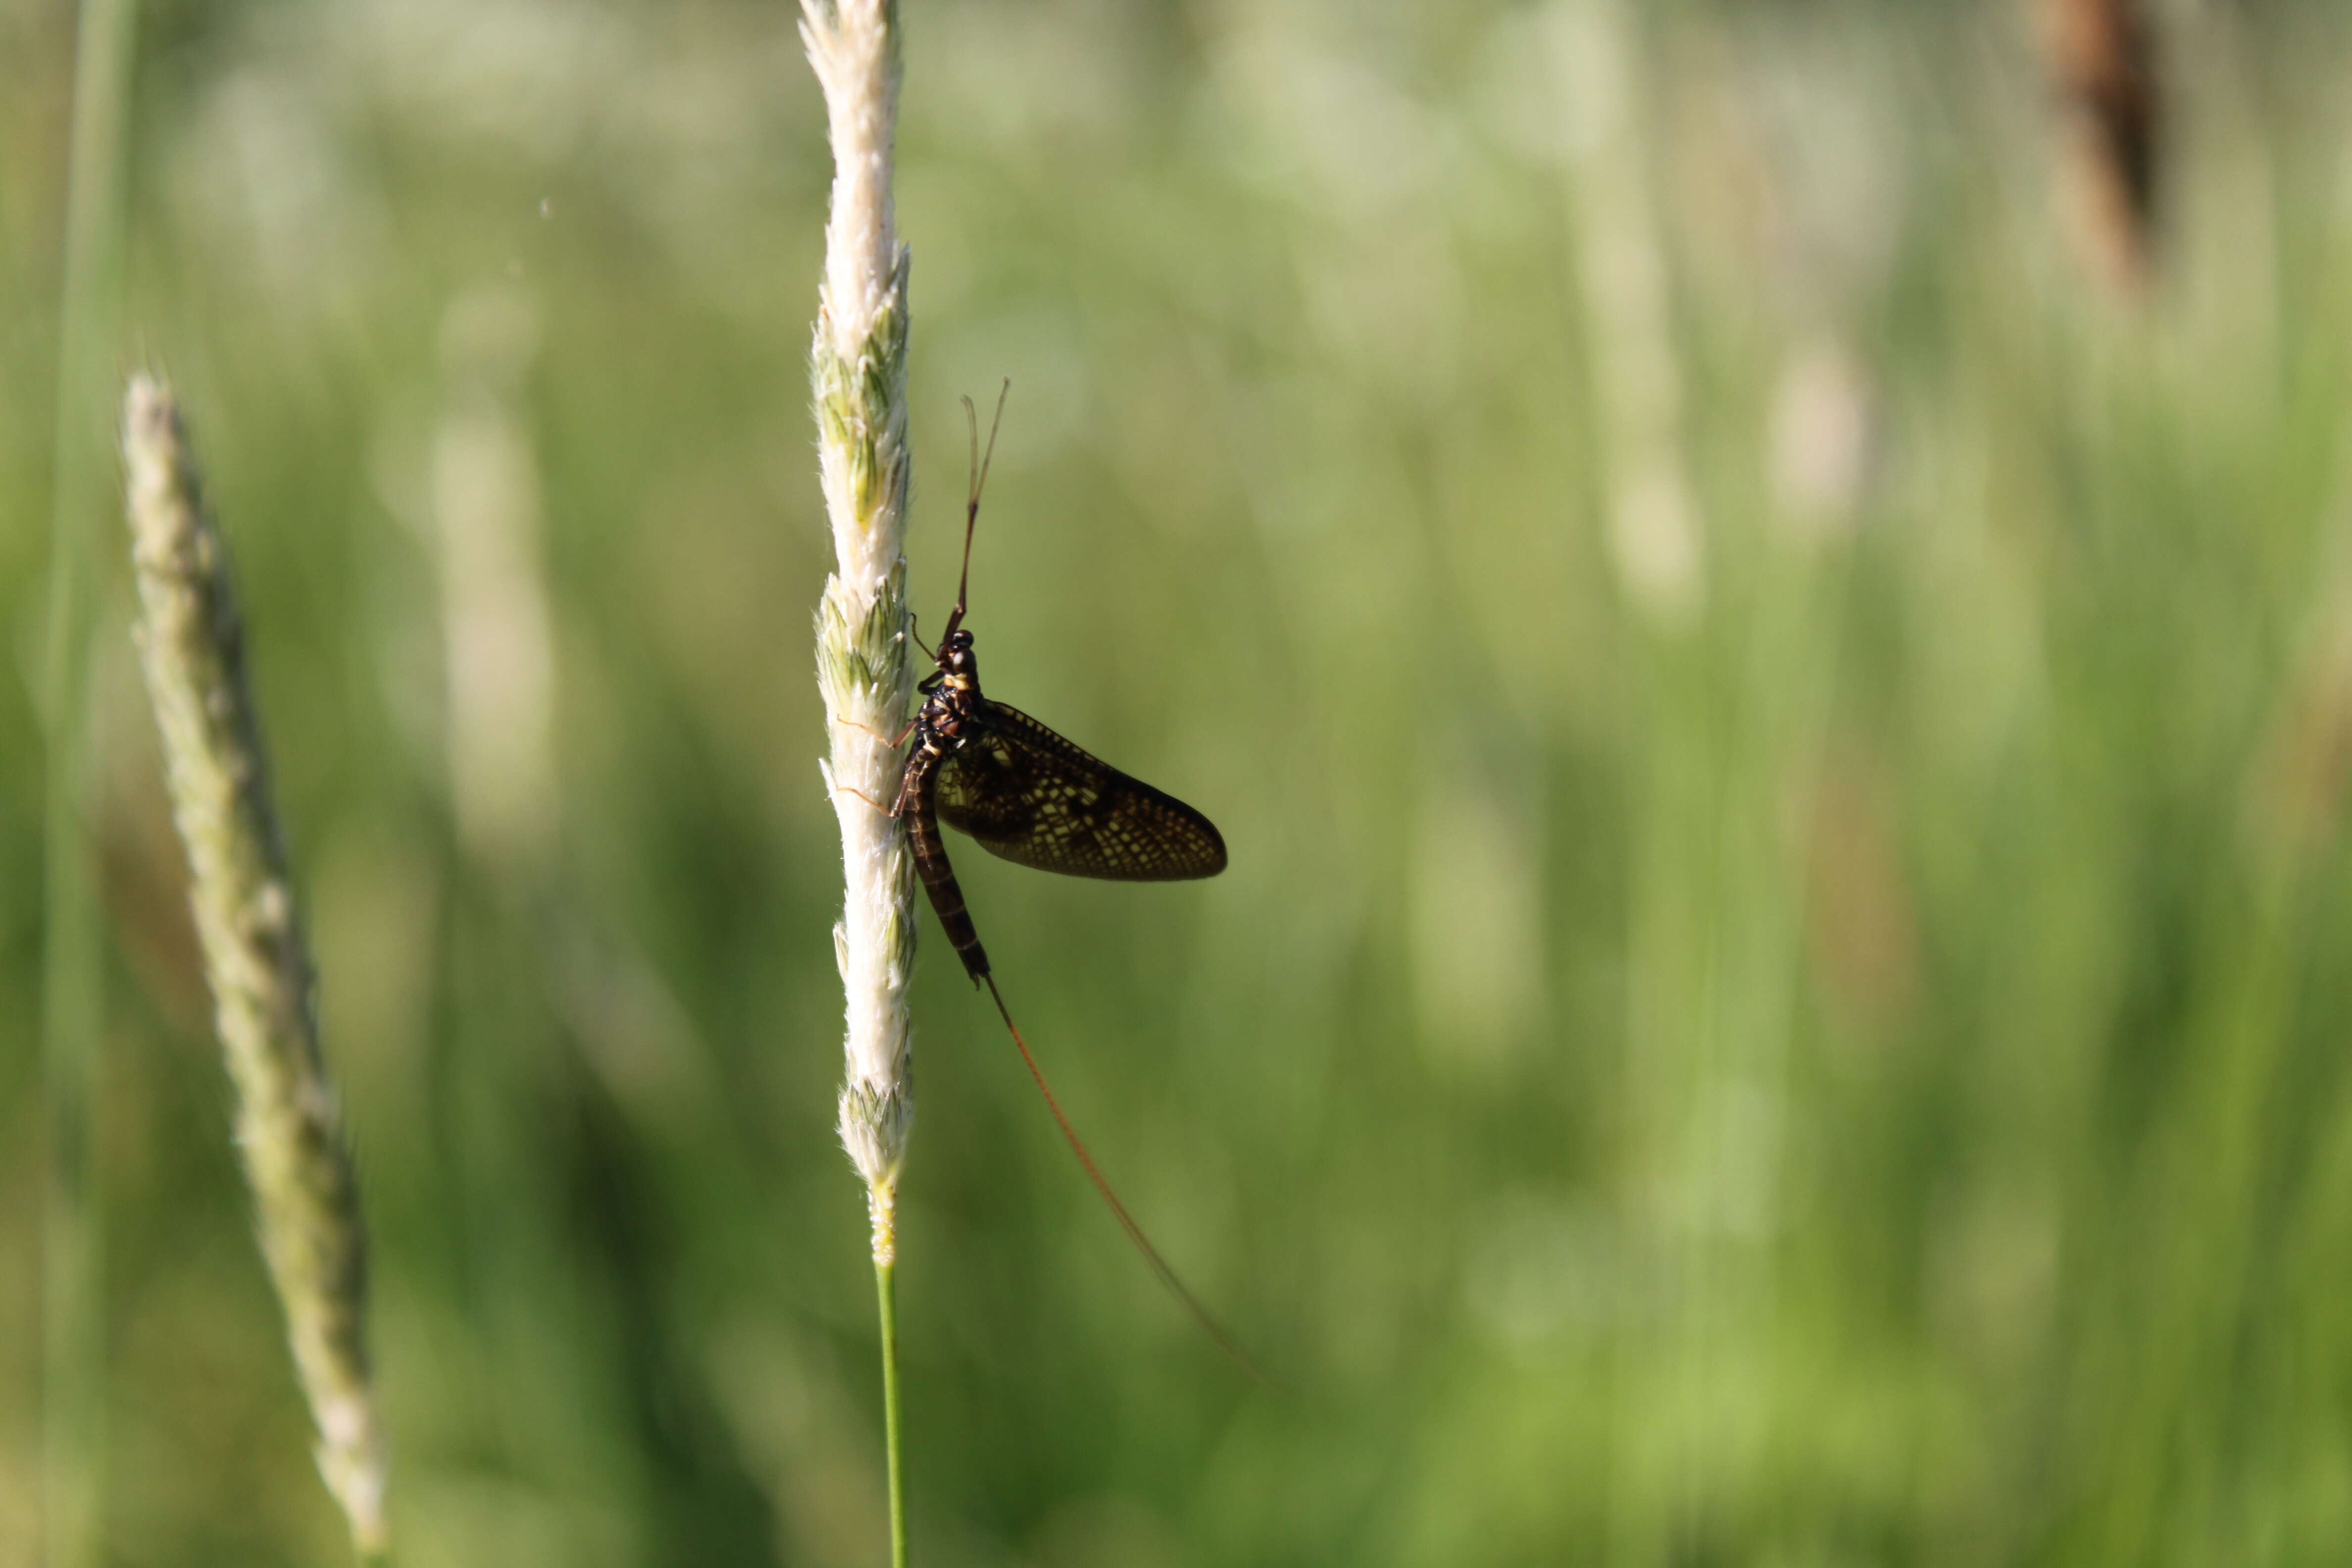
[933,702,1227,882]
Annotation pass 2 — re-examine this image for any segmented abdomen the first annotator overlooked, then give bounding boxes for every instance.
[905,744,990,980]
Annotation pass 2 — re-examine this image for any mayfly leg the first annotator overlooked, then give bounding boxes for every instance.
[825,714,920,817]
[833,714,917,750]
[826,781,897,816]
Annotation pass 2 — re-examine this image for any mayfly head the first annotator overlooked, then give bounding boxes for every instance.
[939,627,978,687]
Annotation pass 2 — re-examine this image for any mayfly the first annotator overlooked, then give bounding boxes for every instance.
[852,387,1248,1372]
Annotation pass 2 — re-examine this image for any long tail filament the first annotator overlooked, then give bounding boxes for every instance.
[981,974,1268,1385]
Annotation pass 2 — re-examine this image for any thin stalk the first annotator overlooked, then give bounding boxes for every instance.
[875,1252,908,1568]
[800,1,917,1562]
[42,0,138,1563]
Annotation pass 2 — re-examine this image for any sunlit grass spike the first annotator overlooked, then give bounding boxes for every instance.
[121,375,390,1561]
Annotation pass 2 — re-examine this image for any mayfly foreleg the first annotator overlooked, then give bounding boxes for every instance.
[833,714,918,750]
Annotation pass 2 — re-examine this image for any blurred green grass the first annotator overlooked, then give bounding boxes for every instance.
[9,0,2352,1564]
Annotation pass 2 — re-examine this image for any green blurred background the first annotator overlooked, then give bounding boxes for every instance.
[10,0,2352,1563]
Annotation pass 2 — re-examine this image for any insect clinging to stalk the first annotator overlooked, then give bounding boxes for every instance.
[850,386,1250,1374]
[892,391,1228,981]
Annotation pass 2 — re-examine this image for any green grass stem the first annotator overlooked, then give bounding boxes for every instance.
[876,1252,907,1568]
[41,0,139,1562]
